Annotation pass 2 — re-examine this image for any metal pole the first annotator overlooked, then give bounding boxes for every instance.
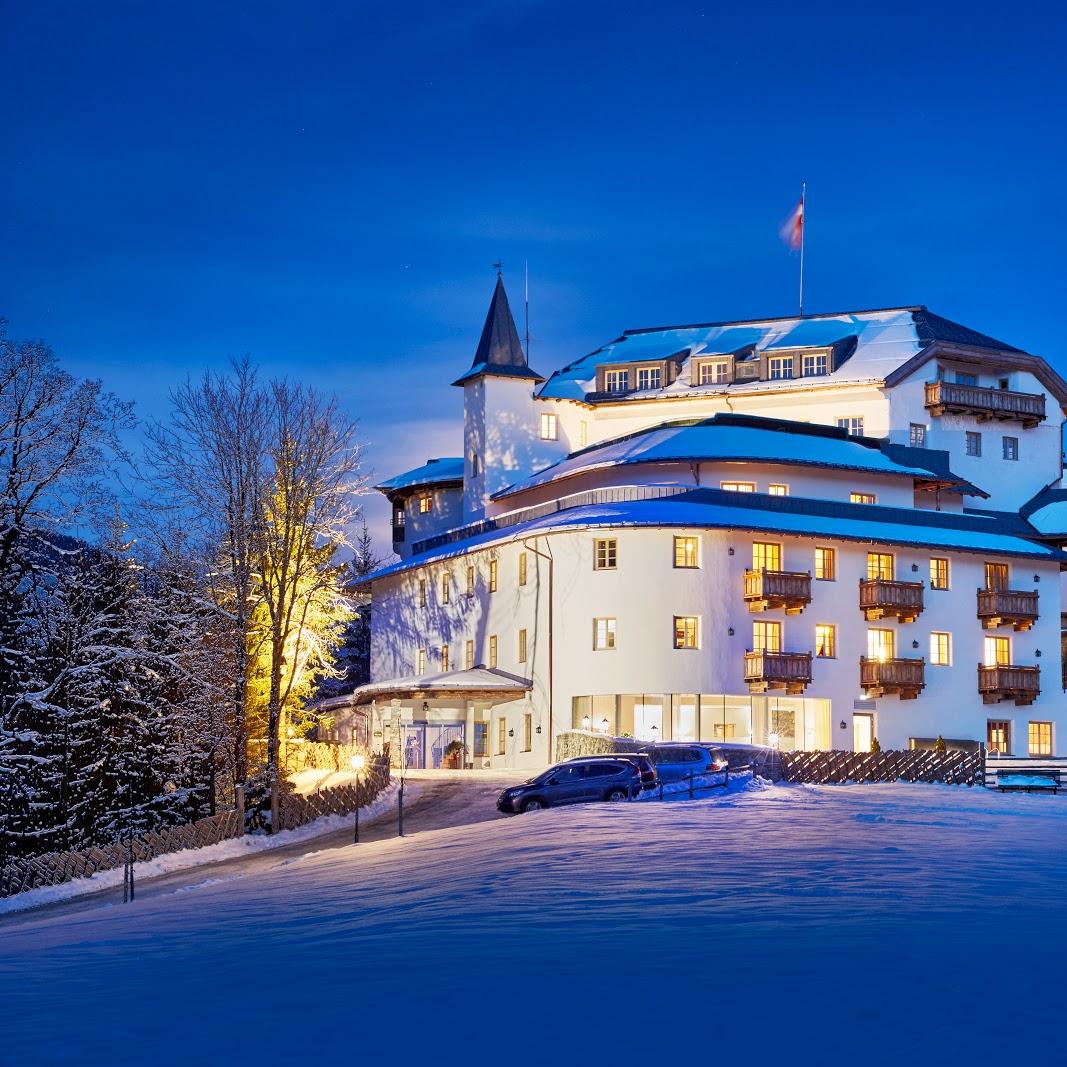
[397,777,404,837]
[353,789,360,844]
[798,180,806,317]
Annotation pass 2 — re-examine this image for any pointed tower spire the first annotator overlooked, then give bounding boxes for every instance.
[452,273,545,387]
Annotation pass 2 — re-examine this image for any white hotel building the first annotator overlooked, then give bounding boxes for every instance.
[332,276,1067,771]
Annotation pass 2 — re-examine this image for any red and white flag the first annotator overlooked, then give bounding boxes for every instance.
[779,194,804,251]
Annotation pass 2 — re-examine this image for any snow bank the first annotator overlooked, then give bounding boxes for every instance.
[0,781,406,917]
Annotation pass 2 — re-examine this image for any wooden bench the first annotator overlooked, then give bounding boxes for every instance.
[996,770,1061,794]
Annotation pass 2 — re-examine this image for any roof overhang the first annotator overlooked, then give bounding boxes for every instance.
[317,668,532,709]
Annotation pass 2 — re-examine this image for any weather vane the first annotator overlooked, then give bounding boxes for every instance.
[493,260,502,275]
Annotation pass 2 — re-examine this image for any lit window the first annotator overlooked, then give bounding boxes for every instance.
[929,558,949,590]
[815,623,836,658]
[966,431,982,457]
[768,484,789,496]
[752,542,782,572]
[489,559,498,592]
[539,412,558,440]
[1029,721,1052,757]
[698,361,729,385]
[929,632,951,666]
[802,352,828,377]
[768,356,792,380]
[418,577,427,608]
[815,547,835,581]
[984,562,1009,591]
[984,636,1010,667]
[466,564,475,596]
[579,421,588,447]
[752,621,781,653]
[441,573,450,603]
[673,536,699,568]
[673,616,699,649]
[1002,436,1019,461]
[594,538,617,570]
[867,552,894,581]
[393,506,405,529]
[523,713,532,752]
[721,481,756,492]
[417,649,426,674]
[851,492,876,505]
[473,721,489,757]
[518,551,528,586]
[636,366,662,390]
[866,629,895,662]
[488,634,497,668]
[440,645,449,672]
[497,717,507,756]
[593,617,617,650]
[518,628,528,663]
[605,369,629,393]
[418,494,433,513]
[909,423,927,448]
[987,720,1010,755]
[465,639,474,671]
[837,417,864,437]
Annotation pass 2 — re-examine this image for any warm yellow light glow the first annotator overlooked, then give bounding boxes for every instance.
[768,731,781,749]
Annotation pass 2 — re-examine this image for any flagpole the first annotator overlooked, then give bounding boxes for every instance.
[799,181,806,317]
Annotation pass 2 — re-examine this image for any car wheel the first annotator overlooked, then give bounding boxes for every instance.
[520,797,545,813]
[605,788,629,802]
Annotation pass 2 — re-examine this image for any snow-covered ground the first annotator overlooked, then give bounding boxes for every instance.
[2,781,1066,1066]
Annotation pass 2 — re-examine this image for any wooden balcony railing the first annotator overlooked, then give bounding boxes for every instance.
[976,589,1039,631]
[744,650,812,696]
[860,657,926,700]
[743,569,812,615]
[925,380,1045,427]
[860,579,924,623]
[978,664,1041,706]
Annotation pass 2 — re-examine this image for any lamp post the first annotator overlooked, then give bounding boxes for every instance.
[350,753,366,843]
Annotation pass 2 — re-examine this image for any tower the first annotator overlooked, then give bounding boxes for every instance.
[453,273,546,521]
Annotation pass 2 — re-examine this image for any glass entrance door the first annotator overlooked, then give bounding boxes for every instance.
[853,714,873,753]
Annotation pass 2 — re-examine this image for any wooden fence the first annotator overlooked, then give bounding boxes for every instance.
[0,761,392,899]
[0,809,242,899]
[760,747,985,786]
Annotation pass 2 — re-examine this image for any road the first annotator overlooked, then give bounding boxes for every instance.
[0,768,528,927]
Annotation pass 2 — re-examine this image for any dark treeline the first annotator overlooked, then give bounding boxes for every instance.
[0,322,373,863]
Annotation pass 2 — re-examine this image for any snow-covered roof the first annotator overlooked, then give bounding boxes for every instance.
[539,306,1023,402]
[375,457,464,494]
[318,667,532,708]
[494,414,965,501]
[1025,500,1067,536]
[361,489,1064,585]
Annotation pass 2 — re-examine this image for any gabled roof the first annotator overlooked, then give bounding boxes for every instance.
[538,306,1030,403]
[493,414,980,501]
[1020,480,1067,537]
[452,275,545,387]
[358,487,1064,587]
[375,457,464,495]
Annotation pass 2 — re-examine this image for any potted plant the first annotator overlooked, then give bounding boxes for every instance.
[443,739,466,770]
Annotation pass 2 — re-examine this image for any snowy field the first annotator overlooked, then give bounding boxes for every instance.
[3,780,1066,1066]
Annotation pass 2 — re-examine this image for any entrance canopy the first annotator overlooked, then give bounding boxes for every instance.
[318,667,532,710]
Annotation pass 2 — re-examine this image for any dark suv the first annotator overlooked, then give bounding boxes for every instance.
[565,752,657,791]
[497,758,641,814]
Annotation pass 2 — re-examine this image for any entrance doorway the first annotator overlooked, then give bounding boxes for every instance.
[426,723,465,769]
[853,713,874,753]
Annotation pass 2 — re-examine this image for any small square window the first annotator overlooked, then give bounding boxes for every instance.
[698,361,730,385]
[851,492,876,505]
[594,538,617,570]
[966,431,982,457]
[929,632,951,666]
[673,616,699,649]
[418,494,433,514]
[1003,436,1019,461]
[815,547,835,581]
[593,617,617,650]
[539,412,558,440]
[768,483,789,496]
[909,423,927,448]
[929,558,949,590]
[673,536,699,568]
[721,481,755,493]
[837,417,864,437]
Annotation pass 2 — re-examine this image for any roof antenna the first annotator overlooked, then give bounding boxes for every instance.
[524,259,530,361]
[493,260,502,277]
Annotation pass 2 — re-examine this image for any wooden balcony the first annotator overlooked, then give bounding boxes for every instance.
[978,664,1041,706]
[925,380,1045,428]
[977,589,1039,631]
[859,579,924,623]
[743,569,812,615]
[744,650,812,695]
[860,657,926,700]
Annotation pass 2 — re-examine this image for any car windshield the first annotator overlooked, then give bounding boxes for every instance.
[527,767,561,785]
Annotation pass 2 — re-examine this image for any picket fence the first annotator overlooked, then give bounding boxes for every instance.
[0,761,391,899]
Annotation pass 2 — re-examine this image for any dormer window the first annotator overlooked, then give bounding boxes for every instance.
[697,360,729,386]
[802,352,828,377]
[605,369,630,393]
[636,366,662,390]
[768,356,793,381]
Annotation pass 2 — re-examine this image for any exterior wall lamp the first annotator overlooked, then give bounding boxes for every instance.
[728,627,735,636]
[839,721,847,730]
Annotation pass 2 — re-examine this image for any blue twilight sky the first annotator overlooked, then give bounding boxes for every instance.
[3,1,1066,552]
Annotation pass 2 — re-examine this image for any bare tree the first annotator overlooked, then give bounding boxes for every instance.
[144,359,269,810]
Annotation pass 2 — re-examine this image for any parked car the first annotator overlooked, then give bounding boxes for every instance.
[497,758,641,814]
[565,752,657,791]
[647,744,727,783]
